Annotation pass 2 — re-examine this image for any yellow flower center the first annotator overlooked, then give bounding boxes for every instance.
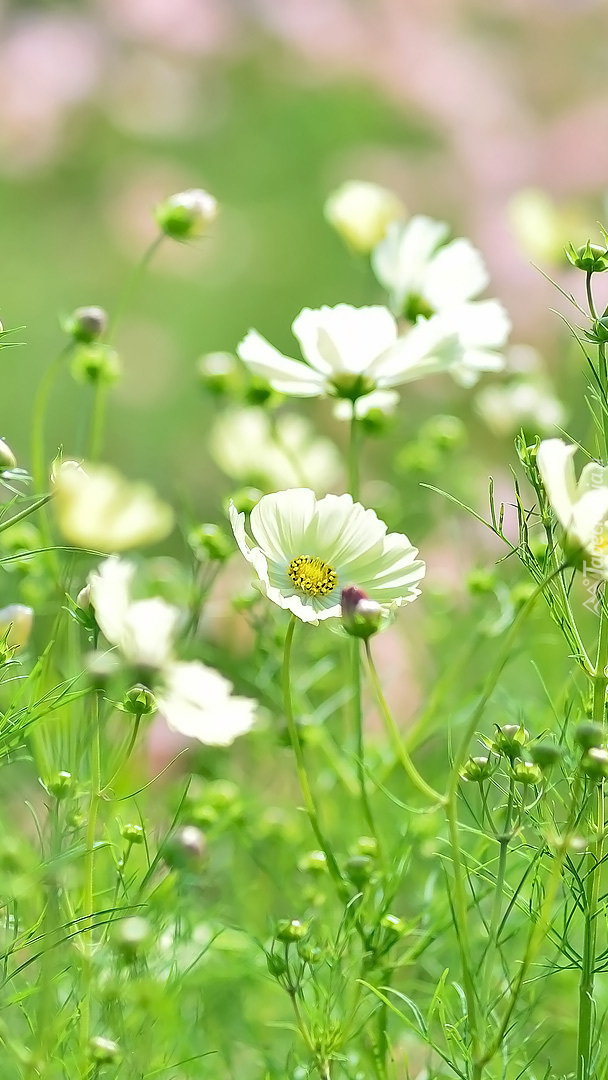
[287,555,338,597]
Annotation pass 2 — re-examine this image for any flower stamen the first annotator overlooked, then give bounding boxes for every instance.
[287,555,338,597]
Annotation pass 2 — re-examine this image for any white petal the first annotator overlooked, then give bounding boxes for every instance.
[447,300,511,350]
[121,598,180,668]
[303,493,387,566]
[250,489,316,559]
[537,439,579,530]
[292,304,397,376]
[424,238,489,308]
[237,329,326,396]
[88,558,135,646]
[372,216,449,307]
[371,315,462,386]
[159,661,256,745]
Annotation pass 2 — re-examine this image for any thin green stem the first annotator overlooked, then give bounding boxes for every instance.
[352,639,379,845]
[31,345,72,494]
[348,412,360,500]
[480,775,516,1023]
[283,615,348,901]
[80,693,102,1056]
[364,640,443,805]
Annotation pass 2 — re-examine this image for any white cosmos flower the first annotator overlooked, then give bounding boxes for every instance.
[229,488,425,624]
[53,461,174,552]
[475,379,566,437]
[324,180,405,253]
[237,303,462,401]
[537,439,608,575]
[157,661,256,746]
[211,408,342,492]
[89,558,180,669]
[372,216,511,386]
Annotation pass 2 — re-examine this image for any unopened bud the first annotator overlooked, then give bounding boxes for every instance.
[155,188,218,240]
[566,240,608,273]
[529,741,562,770]
[89,1036,120,1064]
[341,586,383,640]
[123,684,157,716]
[345,854,374,886]
[197,352,240,396]
[188,523,232,563]
[493,724,529,760]
[380,913,406,937]
[324,180,405,254]
[581,747,608,780]
[121,823,145,845]
[460,755,492,782]
[70,343,121,386]
[275,918,309,944]
[114,916,151,960]
[298,850,327,875]
[266,951,288,977]
[64,306,108,343]
[512,760,543,786]
[163,825,207,869]
[297,942,324,964]
[0,439,16,472]
[45,771,73,800]
[353,835,378,858]
[575,721,604,750]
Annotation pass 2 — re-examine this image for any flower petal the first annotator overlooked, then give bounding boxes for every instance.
[237,329,326,396]
[424,238,489,308]
[372,216,449,307]
[292,304,397,376]
[371,315,462,386]
[158,661,256,745]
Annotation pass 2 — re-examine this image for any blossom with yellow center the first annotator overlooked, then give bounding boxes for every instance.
[229,488,425,624]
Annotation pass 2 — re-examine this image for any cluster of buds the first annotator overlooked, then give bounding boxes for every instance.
[462,724,561,788]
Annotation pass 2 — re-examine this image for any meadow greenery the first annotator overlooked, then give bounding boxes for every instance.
[1,183,608,1080]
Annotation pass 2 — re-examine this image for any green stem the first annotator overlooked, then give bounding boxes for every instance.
[352,639,379,845]
[364,640,443,805]
[80,693,102,1056]
[283,615,348,901]
[480,775,516,1023]
[31,345,71,494]
[348,412,360,500]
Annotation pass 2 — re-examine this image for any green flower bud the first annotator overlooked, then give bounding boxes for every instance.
[163,825,207,869]
[566,241,608,273]
[197,352,241,396]
[225,487,263,516]
[493,724,529,760]
[266,951,288,978]
[421,414,467,451]
[113,916,151,960]
[529,741,562,770]
[188,523,232,563]
[586,317,608,344]
[297,942,324,964]
[121,823,145,845]
[63,306,108,343]
[275,919,309,944]
[298,850,327,875]
[353,835,378,858]
[89,1036,120,1064]
[70,343,121,386]
[345,854,374,886]
[581,747,608,780]
[0,439,17,472]
[512,760,543,786]
[460,755,493,782]
[123,684,157,716]
[155,188,218,240]
[380,913,406,937]
[575,721,604,750]
[341,586,383,640]
[45,771,73,800]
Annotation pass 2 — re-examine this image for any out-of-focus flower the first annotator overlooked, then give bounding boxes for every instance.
[333,389,400,421]
[230,488,425,624]
[237,303,461,403]
[0,605,33,649]
[52,462,174,552]
[507,189,590,265]
[324,179,405,253]
[537,438,608,575]
[372,216,511,386]
[156,661,256,746]
[63,306,108,344]
[155,187,218,240]
[0,439,17,472]
[475,379,566,436]
[89,558,179,668]
[211,408,341,492]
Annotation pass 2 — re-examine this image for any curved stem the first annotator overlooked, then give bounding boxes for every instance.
[364,639,443,805]
[282,615,348,900]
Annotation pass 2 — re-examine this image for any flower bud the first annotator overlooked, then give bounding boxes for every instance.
[188,523,232,563]
[266,951,288,977]
[324,180,405,254]
[70,343,121,386]
[341,586,383,640]
[298,850,327,875]
[0,439,16,472]
[76,584,91,611]
[566,241,608,273]
[512,760,543,786]
[275,918,309,944]
[123,684,157,716]
[121,823,145,845]
[353,835,378,858]
[529,741,562,770]
[0,605,33,650]
[64,306,108,343]
[345,854,374,886]
[493,724,529,760]
[113,916,151,961]
[197,352,241,396]
[163,825,207,869]
[380,913,406,937]
[460,755,492,782]
[225,487,263,516]
[581,747,608,780]
[297,942,324,964]
[155,188,218,240]
[45,771,73,800]
[575,721,604,750]
[89,1036,120,1064]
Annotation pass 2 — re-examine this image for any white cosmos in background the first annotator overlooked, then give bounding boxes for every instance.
[230,488,425,624]
[372,215,511,386]
[237,303,462,400]
[88,557,256,745]
[475,379,566,437]
[537,438,608,576]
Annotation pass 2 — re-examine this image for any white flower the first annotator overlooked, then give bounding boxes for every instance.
[53,461,174,552]
[324,180,405,253]
[211,408,342,492]
[0,604,33,649]
[372,216,511,385]
[537,438,608,575]
[475,380,566,437]
[237,303,461,401]
[230,488,425,624]
[157,661,256,746]
[89,558,180,669]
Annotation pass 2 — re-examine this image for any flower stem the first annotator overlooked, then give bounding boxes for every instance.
[348,412,360,500]
[480,774,516,1022]
[364,639,443,805]
[31,345,71,493]
[351,638,379,847]
[282,615,348,901]
[80,691,102,1057]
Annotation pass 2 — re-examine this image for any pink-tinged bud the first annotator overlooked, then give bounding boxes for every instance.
[0,605,33,649]
[341,586,382,640]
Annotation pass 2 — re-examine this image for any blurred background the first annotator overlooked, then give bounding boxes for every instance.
[1,0,607,515]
